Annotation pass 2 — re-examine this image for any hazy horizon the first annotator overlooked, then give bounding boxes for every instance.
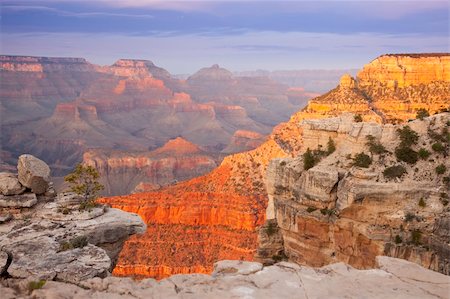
[1,0,448,74]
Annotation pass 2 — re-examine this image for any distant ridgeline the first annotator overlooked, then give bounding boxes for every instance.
[0,55,314,193]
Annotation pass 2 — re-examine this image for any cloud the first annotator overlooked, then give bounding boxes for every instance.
[2,5,154,18]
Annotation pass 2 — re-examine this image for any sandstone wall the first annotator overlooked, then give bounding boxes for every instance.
[261,114,450,274]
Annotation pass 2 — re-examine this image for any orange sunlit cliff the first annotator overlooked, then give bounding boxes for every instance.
[99,53,450,279]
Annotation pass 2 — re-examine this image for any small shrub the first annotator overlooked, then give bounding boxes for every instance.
[59,235,88,252]
[366,135,387,155]
[28,280,46,292]
[59,241,72,251]
[71,235,88,248]
[440,198,449,206]
[411,230,422,245]
[444,176,450,187]
[436,164,447,175]
[404,212,415,222]
[416,108,429,120]
[79,200,97,212]
[57,206,71,215]
[303,148,316,170]
[353,152,372,168]
[354,114,363,122]
[394,235,402,244]
[395,146,418,164]
[383,165,407,179]
[65,164,104,211]
[397,126,419,147]
[320,208,334,216]
[265,221,277,236]
[306,206,317,213]
[417,148,431,160]
[280,161,287,166]
[327,137,336,155]
[432,142,445,153]
[418,198,426,208]
[272,252,288,262]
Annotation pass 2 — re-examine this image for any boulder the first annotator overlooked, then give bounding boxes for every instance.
[17,154,50,195]
[0,172,25,195]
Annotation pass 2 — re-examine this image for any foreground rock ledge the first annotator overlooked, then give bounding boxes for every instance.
[1,256,449,299]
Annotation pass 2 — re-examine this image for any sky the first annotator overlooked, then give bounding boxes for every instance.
[0,0,449,73]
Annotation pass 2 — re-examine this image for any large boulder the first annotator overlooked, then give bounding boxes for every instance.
[0,172,25,195]
[17,154,50,195]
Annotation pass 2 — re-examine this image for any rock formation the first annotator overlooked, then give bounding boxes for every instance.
[99,53,450,279]
[0,155,146,283]
[259,113,450,274]
[1,55,312,176]
[82,137,218,195]
[1,257,449,298]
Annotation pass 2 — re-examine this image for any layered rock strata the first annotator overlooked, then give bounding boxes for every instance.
[259,113,450,274]
[1,55,310,175]
[83,137,218,195]
[102,54,450,279]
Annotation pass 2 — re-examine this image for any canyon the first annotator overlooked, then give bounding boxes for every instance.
[100,53,450,279]
[0,55,314,194]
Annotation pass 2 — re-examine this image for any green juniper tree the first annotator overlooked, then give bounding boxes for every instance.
[64,164,104,210]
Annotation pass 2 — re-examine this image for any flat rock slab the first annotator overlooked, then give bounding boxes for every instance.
[3,256,448,299]
[0,193,37,208]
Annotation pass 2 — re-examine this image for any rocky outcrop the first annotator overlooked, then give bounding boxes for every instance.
[1,257,449,299]
[260,113,450,274]
[357,54,450,121]
[0,155,146,283]
[357,54,450,88]
[82,138,218,195]
[17,154,50,195]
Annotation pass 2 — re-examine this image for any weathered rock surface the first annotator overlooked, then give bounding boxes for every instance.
[261,113,450,274]
[17,155,50,195]
[0,173,25,195]
[0,155,146,283]
[100,54,450,279]
[1,257,448,299]
[0,193,37,208]
[0,192,146,283]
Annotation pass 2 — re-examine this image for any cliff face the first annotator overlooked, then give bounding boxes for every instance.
[99,53,450,279]
[83,137,218,195]
[99,138,288,279]
[1,55,311,175]
[260,113,449,274]
[357,54,450,121]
